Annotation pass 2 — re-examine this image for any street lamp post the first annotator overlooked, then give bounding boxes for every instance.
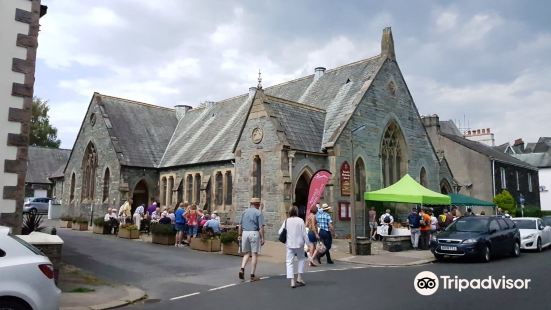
[350,124,366,255]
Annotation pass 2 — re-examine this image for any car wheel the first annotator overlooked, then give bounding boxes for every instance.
[29,208,37,215]
[0,297,31,310]
[481,245,491,262]
[537,238,542,252]
[512,241,520,257]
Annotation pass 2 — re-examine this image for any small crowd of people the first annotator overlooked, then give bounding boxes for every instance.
[101,198,222,247]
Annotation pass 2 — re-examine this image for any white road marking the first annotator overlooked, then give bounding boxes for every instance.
[260,276,270,280]
[170,292,200,301]
[209,284,237,291]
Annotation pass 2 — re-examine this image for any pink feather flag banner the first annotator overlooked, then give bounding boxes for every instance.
[306,169,332,216]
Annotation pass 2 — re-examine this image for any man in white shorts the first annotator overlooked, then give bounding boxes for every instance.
[238,197,265,282]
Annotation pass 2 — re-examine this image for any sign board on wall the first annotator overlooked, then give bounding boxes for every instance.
[341,161,351,196]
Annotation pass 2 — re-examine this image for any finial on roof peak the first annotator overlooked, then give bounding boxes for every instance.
[381,27,396,61]
[257,69,263,89]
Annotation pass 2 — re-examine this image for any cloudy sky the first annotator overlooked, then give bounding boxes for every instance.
[35,0,551,149]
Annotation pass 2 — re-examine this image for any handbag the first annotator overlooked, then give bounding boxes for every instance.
[316,241,326,254]
[278,219,287,244]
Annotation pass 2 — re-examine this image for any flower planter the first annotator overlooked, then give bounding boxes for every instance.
[60,221,72,229]
[71,223,78,230]
[222,242,243,256]
[92,225,104,234]
[152,233,176,245]
[75,223,88,231]
[190,238,221,252]
[118,228,139,239]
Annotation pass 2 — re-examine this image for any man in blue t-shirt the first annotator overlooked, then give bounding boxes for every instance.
[174,202,187,247]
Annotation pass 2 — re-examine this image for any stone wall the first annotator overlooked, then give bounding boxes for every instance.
[61,99,122,219]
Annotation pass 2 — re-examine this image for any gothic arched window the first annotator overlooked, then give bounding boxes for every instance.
[160,177,167,205]
[420,167,428,187]
[194,173,201,204]
[103,168,110,202]
[70,172,76,202]
[81,142,98,201]
[186,174,193,203]
[355,158,366,202]
[253,156,261,198]
[381,122,407,187]
[225,171,233,205]
[215,172,223,205]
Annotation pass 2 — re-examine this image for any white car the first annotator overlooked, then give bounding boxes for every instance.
[0,226,61,310]
[512,217,551,252]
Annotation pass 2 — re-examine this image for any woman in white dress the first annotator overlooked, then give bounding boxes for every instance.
[278,206,311,288]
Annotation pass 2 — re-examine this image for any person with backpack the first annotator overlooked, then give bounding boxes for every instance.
[407,207,421,249]
[379,209,394,236]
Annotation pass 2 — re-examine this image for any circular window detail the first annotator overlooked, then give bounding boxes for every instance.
[252,127,263,144]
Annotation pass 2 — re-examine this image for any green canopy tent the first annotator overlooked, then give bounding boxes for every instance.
[364,174,451,205]
[448,193,495,207]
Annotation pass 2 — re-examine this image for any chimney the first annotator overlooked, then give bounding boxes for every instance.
[381,27,396,60]
[174,105,192,120]
[513,138,524,147]
[314,67,326,81]
[421,114,440,130]
[202,101,216,109]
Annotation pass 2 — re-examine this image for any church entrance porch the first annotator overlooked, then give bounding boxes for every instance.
[132,180,149,215]
[294,171,312,221]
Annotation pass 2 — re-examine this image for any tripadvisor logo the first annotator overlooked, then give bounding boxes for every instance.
[414,271,531,296]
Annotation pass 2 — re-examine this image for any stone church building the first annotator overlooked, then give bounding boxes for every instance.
[60,28,453,238]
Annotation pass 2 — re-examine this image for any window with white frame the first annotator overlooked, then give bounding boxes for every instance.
[528,173,533,192]
[515,171,519,191]
[500,167,506,188]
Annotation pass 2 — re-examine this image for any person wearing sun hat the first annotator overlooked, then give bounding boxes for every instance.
[238,197,265,282]
[315,203,335,264]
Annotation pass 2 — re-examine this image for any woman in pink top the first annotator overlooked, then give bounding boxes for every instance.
[185,204,203,244]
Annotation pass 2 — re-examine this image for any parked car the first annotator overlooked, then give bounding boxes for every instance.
[0,226,60,310]
[22,197,52,215]
[512,217,551,252]
[543,216,551,228]
[430,216,521,262]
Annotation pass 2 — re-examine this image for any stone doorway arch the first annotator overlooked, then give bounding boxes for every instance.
[132,179,149,214]
[294,168,313,221]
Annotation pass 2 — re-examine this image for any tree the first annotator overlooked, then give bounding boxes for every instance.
[30,97,61,148]
[493,190,517,215]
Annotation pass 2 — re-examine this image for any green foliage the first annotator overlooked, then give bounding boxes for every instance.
[93,217,105,227]
[220,230,238,244]
[150,223,175,236]
[22,213,45,235]
[30,97,61,148]
[120,224,138,231]
[493,190,517,215]
[75,217,88,224]
[515,205,542,218]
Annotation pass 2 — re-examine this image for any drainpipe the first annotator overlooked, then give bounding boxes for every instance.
[491,158,496,215]
[288,151,296,202]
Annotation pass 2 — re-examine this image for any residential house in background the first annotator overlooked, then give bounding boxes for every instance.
[25,146,71,199]
[422,115,540,210]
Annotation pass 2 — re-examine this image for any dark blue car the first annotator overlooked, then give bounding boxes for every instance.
[430,216,521,262]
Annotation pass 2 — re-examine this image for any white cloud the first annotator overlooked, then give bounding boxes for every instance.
[157,58,201,80]
[435,11,458,31]
[87,7,126,27]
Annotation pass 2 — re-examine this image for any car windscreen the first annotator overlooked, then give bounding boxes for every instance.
[543,217,551,227]
[513,220,536,230]
[8,233,44,256]
[447,218,488,232]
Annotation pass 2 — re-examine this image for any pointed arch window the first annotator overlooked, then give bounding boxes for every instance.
[70,172,76,202]
[186,174,193,203]
[103,168,110,202]
[194,173,201,204]
[81,143,98,201]
[355,158,366,202]
[167,176,174,206]
[215,172,223,205]
[160,177,167,205]
[225,171,233,205]
[420,167,428,187]
[381,122,407,187]
[253,156,262,198]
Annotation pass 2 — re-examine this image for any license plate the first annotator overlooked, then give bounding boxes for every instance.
[441,246,457,251]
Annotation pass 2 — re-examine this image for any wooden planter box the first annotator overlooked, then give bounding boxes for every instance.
[73,223,88,231]
[118,228,139,239]
[222,242,243,256]
[59,221,72,228]
[190,238,221,252]
[92,225,104,234]
[152,233,176,245]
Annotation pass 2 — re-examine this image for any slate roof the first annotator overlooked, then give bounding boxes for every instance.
[494,143,509,153]
[266,96,326,153]
[161,56,386,167]
[441,133,537,170]
[26,147,71,184]
[440,120,462,136]
[160,94,252,167]
[534,137,551,153]
[513,153,551,168]
[96,94,178,167]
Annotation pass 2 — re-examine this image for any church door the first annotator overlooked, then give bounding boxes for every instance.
[295,172,310,221]
[132,180,149,215]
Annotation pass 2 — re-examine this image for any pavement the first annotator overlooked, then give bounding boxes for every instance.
[49,220,434,309]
